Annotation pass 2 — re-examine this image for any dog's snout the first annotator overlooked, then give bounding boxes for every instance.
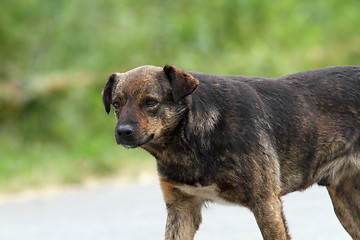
[117,125,134,136]
[115,122,154,148]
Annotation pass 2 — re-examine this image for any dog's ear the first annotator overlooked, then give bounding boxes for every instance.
[163,65,199,103]
[102,73,117,114]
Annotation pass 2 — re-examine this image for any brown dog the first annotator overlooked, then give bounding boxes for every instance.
[102,65,360,240]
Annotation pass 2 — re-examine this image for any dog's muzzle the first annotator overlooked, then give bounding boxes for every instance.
[115,124,154,148]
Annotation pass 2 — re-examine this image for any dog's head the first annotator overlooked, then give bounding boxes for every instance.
[102,65,199,149]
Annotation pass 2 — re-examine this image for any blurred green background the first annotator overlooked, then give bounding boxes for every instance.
[1,0,359,191]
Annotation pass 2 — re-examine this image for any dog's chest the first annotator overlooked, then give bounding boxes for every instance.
[174,184,231,204]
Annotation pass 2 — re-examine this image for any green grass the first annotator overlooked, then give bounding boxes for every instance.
[0,142,154,191]
[0,117,155,191]
[0,0,360,191]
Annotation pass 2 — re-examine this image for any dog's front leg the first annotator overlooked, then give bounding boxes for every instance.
[250,196,291,240]
[160,180,203,240]
[164,200,202,240]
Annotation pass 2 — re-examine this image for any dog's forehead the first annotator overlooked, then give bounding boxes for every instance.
[114,65,166,95]
[126,65,162,78]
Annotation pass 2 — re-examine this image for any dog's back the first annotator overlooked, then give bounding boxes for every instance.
[189,66,360,193]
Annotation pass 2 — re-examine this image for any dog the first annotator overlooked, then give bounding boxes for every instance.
[102,65,360,240]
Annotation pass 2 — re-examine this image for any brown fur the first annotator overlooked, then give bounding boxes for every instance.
[102,65,360,239]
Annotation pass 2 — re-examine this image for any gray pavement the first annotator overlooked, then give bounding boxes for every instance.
[0,181,351,240]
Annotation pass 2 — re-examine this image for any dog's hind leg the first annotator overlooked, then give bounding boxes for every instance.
[250,196,291,240]
[160,180,203,240]
[327,173,360,239]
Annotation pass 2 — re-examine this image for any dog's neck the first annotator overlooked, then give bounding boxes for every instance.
[142,119,221,186]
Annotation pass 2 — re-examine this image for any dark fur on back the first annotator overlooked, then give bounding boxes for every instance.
[102,65,360,240]
[157,67,360,193]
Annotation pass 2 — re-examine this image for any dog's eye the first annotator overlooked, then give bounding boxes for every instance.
[144,99,159,107]
[112,102,121,109]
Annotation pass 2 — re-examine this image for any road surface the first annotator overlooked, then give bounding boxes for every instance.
[0,179,351,240]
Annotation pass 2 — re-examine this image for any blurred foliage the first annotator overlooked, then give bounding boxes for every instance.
[0,0,359,190]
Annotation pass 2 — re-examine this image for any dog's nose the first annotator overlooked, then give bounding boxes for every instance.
[116,125,134,137]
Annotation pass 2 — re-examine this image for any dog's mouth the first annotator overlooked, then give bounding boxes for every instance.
[121,134,154,149]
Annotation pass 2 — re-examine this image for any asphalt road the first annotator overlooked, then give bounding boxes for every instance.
[0,180,351,240]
